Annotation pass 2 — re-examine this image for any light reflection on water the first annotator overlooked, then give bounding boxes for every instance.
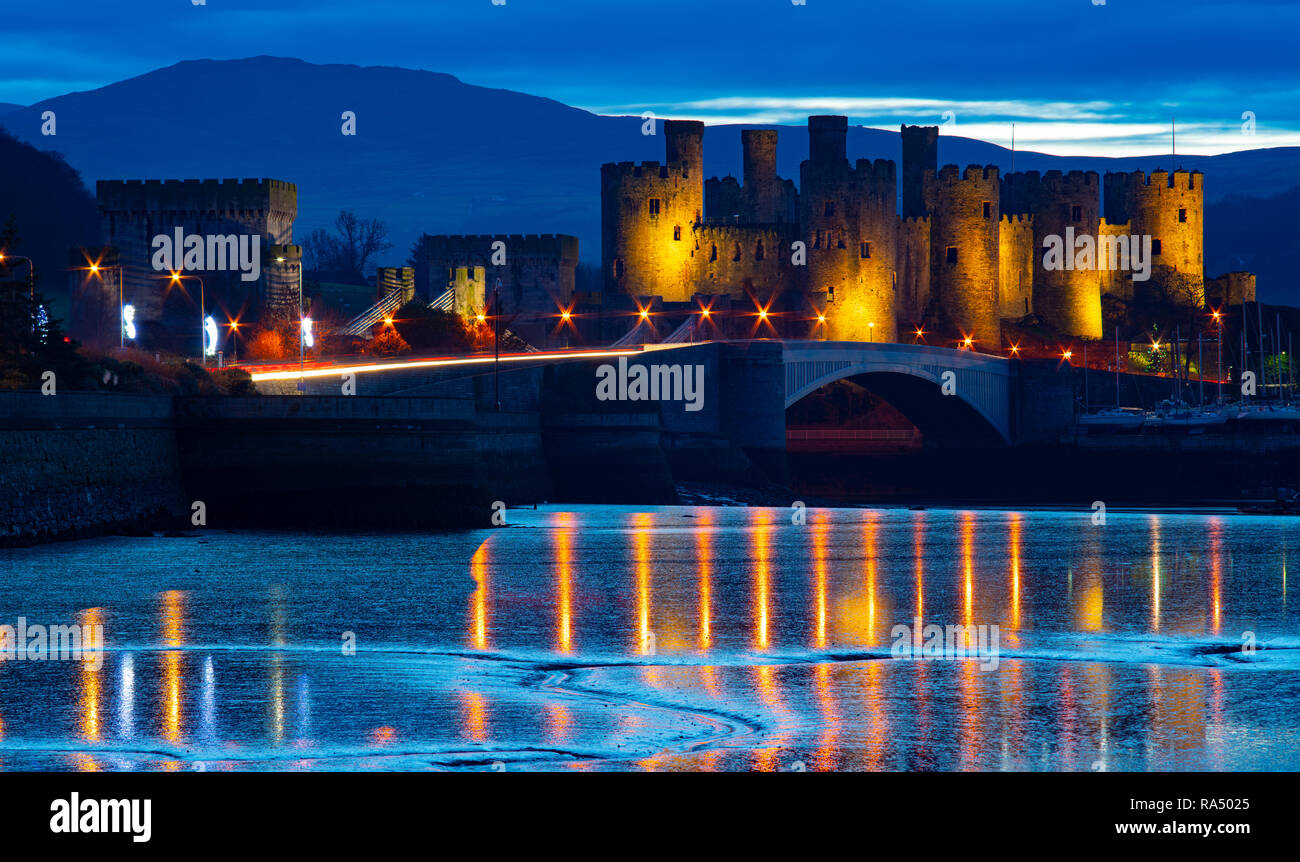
[0,506,1297,771]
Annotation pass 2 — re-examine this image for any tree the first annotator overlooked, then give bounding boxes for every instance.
[391,302,473,352]
[369,326,411,356]
[301,210,393,284]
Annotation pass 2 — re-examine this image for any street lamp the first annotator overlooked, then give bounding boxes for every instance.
[1212,309,1223,405]
[227,319,241,361]
[868,321,875,342]
[90,259,126,348]
[278,255,305,393]
[169,271,207,364]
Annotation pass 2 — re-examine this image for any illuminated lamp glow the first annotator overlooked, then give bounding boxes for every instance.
[301,316,314,349]
[122,304,137,340]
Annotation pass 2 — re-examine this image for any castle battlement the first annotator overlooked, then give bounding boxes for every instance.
[932,164,999,184]
[421,233,580,259]
[601,160,692,180]
[97,177,297,214]
[999,213,1034,225]
[1105,169,1202,190]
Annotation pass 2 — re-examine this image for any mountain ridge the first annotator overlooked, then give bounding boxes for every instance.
[2,56,1297,301]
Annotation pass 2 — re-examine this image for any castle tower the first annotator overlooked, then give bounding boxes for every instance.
[808,115,848,165]
[741,129,781,222]
[800,116,897,342]
[1003,170,1102,338]
[95,178,297,348]
[1104,169,1204,305]
[901,125,939,218]
[927,165,1001,347]
[601,120,704,303]
[665,120,704,174]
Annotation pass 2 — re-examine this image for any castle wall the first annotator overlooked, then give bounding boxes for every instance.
[897,216,931,326]
[690,223,798,308]
[414,233,578,347]
[998,214,1034,321]
[927,165,1001,346]
[1097,219,1134,303]
[1004,170,1102,338]
[1205,271,1256,308]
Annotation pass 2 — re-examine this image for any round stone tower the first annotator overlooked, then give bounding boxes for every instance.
[927,165,1001,347]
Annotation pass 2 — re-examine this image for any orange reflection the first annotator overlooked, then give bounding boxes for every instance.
[554,512,574,654]
[812,662,836,771]
[160,590,184,745]
[697,510,713,651]
[812,516,829,649]
[469,538,492,650]
[461,691,487,743]
[1008,513,1022,633]
[752,509,772,650]
[913,511,925,618]
[864,660,888,770]
[633,512,653,655]
[545,702,572,743]
[78,607,103,744]
[865,512,878,645]
[961,512,975,627]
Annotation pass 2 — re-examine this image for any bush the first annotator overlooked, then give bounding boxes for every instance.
[369,326,411,356]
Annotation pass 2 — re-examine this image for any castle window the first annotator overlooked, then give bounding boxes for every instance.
[648,198,661,216]
[837,234,847,250]
[755,241,765,261]
[1152,239,1162,256]
[1178,208,1187,223]
[983,202,992,220]
[673,225,682,241]
[710,244,718,262]
[814,231,823,250]
[733,243,742,262]
[614,258,625,279]
[946,246,958,265]
[824,201,836,217]
[861,241,872,259]
[1071,205,1082,222]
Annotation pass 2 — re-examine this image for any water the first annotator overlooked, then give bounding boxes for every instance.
[1,506,1298,771]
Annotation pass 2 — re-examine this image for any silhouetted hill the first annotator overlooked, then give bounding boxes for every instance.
[1205,185,1300,299]
[3,57,1298,301]
[0,128,98,316]
[0,104,22,116]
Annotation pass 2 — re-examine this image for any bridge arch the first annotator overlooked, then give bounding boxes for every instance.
[782,342,1015,444]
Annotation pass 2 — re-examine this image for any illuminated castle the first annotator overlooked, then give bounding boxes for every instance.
[601,116,1233,346]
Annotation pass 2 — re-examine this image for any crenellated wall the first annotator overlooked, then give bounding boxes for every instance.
[1003,170,1102,338]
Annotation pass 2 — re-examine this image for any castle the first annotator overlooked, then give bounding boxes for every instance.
[601,116,1235,347]
[70,178,300,350]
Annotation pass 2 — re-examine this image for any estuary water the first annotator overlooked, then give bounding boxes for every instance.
[1,506,1298,771]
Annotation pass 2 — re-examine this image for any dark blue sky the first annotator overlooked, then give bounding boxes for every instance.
[5,0,1298,155]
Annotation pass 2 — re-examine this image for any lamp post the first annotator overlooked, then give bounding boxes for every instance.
[169,272,207,364]
[1213,310,1223,405]
[90,260,126,348]
[493,278,502,412]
